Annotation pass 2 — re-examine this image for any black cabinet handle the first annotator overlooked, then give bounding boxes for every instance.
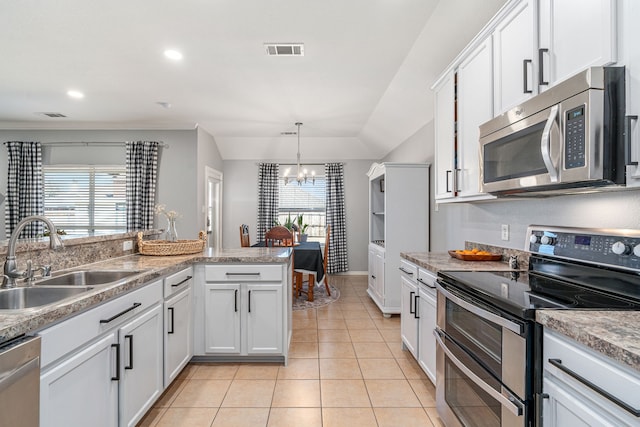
[99,303,141,324]
[626,115,638,166]
[371,275,376,280]
[548,359,640,417]
[523,59,532,93]
[399,267,413,276]
[414,294,420,319]
[538,48,548,85]
[225,272,260,276]
[446,170,453,193]
[171,275,192,287]
[234,289,238,312]
[168,307,175,334]
[111,343,120,381]
[248,290,252,313]
[417,278,436,289]
[409,291,415,314]
[125,335,134,370]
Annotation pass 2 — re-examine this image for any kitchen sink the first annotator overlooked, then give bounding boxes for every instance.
[36,270,143,287]
[0,286,94,310]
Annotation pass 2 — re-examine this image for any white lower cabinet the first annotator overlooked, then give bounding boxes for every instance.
[38,280,165,427]
[399,258,438,385]
[118,304,163,427]
[40,333,118,427]
[195,263,290,361]
[163,268,193,386]
[542,329,640,427]
[417,269,437,384]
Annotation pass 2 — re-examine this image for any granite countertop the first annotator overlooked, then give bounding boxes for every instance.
[0,247,292,344]
[537,310,640,373]
[401,251,516,273]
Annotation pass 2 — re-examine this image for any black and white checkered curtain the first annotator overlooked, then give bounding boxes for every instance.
[126,141,159,230]
[4,141,44,238]
[256,163,279,243]
[325,163,348,273]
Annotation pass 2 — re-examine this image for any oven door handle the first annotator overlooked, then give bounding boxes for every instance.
[437,284,523,335]
[541,104,560,183]
[434,329,524,417]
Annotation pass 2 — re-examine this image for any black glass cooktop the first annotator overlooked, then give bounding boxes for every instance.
[438,258,640,320]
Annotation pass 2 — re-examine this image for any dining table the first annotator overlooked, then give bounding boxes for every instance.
[252,241,324,299]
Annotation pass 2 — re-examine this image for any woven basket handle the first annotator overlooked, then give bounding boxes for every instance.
[137,232,144,246]
[198,230,206,241]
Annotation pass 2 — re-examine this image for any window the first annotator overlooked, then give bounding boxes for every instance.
[278,177,326,242]
[43,166,127,235]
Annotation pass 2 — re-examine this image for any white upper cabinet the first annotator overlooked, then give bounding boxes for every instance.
[433,72,456,201]
[493,0,537,114]
[620,0,640,186]
[457,37,495,198]
[538,0,616,91]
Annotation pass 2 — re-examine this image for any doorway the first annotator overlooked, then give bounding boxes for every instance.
[205,167,223,250]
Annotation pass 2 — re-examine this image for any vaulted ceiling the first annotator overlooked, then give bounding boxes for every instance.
[0,0,506,160]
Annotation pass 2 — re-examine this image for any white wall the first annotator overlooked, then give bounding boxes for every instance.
[221,159,373,272]
[382,121,640,251]
[0,129,203,240]
[196,127,225,236]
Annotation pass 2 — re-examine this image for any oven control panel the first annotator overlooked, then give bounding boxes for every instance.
[527,225,640,270]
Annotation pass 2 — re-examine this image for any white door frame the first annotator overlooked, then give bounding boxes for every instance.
[204,166,223,250]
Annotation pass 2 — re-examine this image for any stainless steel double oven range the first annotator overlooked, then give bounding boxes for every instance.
[435,226,640,427]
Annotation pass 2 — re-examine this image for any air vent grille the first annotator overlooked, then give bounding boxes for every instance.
[265,43,304,56]
[40,112,67,118]
[280,131,297,136]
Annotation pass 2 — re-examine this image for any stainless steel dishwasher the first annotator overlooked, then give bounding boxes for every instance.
[0,336,41,427]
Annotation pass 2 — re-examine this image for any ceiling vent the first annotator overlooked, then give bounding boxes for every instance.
[39,112,67,118]
[264,43,304,56]
[281,131,297,136]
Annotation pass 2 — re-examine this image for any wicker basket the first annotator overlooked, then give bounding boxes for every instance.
[137,231,206,256]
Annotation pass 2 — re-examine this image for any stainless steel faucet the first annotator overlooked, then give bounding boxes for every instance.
[2,215,64,288]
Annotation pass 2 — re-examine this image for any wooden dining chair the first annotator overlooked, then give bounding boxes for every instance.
[293,224,332,301]
[239,224,250,247]
[265,226,294,247]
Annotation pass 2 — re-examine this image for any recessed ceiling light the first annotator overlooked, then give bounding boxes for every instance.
[67,90,84,99]
[164,49,183,60]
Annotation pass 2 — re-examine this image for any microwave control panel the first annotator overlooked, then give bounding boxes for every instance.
[564,105,586,169]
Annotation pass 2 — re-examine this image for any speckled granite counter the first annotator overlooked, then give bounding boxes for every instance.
[537,310,640,373]
[401,251,516,273]
[0,247,291,344]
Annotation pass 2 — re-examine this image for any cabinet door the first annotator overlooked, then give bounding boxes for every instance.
[164,286,193,386]
[374,248,385,302]
[434,71,456,200]
[400,276,418,358]
[543,377,622,427]
[246,284,283,354]
[204,283,241,353]
[457,37,494,198]
[118,304,163,427]
[418,288,437,384]
[538,0,615,90]
[493,0,536,113]
[622,0,640,186]
[40,333,118,427]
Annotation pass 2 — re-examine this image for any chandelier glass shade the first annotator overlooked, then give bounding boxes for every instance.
[284,122,315,185]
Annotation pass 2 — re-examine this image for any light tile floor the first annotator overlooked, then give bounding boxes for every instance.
[138,275,444,427]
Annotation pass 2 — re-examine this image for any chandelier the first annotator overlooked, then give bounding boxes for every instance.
[284,122,315,185]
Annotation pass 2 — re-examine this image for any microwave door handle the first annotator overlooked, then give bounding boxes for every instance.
[434,329,524,417]
[541,104,560,183]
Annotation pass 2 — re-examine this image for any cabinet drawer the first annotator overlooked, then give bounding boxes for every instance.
[417,268,437,296]
[164,267,193,297]
[544,330,640,413]
[204,264,282,282]
[39,280,163,369]
[399,259,418,281]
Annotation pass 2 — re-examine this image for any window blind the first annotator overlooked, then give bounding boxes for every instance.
[43,166,127,235]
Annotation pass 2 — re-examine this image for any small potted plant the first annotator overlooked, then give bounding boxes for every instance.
[296,214,309,242]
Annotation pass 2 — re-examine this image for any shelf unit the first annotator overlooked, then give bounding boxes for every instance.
[366,162,430,316]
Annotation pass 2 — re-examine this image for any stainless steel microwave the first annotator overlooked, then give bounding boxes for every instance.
[479,67,626,196]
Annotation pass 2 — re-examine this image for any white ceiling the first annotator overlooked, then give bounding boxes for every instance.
[0,0,506,160]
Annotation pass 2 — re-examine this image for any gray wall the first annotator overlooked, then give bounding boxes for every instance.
[0,129,207,240]
[221,159,373,272]
[382,121,640,251]
[196,127,225,235]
